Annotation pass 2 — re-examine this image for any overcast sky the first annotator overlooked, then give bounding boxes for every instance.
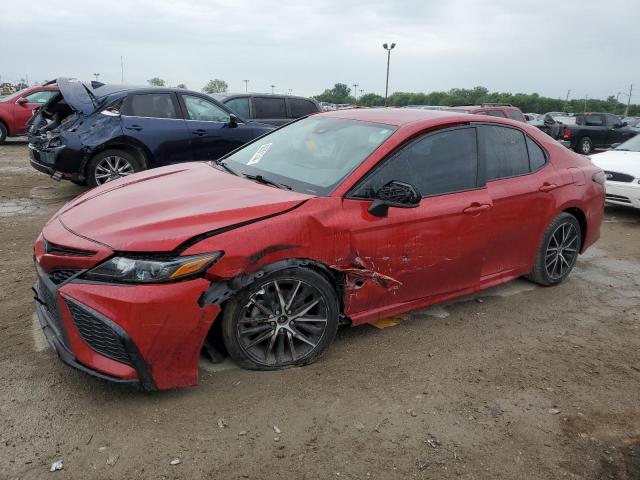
[1,0,638,101]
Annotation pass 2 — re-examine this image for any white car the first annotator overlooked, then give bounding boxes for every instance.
[590,135,640,209]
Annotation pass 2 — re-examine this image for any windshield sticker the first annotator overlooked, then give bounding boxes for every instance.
[247,143,272,165]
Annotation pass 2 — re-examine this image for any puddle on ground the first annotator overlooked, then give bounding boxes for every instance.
[0,199,41,217]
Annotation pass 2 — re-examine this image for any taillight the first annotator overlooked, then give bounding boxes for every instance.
[592,171,606,185]
[563,128,572,139]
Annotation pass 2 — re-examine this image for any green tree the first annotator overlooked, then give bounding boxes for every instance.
[358,93,385,107]
[176,83,187,89]
[147,77,166,87]
[202,79,228,94]
[315,83,353,104]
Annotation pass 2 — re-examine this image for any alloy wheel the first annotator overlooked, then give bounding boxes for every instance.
[236,279,329,366]
[94,155,135,185]
[580,138,591,154]
[545,223,579,280]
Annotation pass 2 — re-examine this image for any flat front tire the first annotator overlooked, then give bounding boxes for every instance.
[0,123,7,144]
[526,213,582,286]
[221,268,339,370]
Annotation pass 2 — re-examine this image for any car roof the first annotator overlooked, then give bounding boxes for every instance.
[452,105,519,111]
[319,107,483,126]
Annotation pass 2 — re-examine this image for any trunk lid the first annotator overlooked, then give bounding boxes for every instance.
[56,77,97,114]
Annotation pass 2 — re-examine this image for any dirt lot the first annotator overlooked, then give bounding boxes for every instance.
[1,139,639,480]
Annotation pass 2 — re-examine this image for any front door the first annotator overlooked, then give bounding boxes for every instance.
[180,94,249,161]
[344,126,491,314]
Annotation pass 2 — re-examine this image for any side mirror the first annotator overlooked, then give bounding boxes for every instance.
[368,180,421,217]
[228,114,239,128]
[16,97,29,105]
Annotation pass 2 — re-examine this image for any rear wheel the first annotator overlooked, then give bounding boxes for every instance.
[576,136,592,155]
[86,149,143,187]
[221,268,339,370]
[526,213,582,286]
[0,122,7,144]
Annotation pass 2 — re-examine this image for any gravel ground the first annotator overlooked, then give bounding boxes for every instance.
[1,139,639,480]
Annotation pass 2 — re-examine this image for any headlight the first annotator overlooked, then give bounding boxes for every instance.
[83,252,223,284]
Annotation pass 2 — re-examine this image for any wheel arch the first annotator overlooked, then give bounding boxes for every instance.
[0,117,9,136]
[562,206,587,252]
[82,141,151,178]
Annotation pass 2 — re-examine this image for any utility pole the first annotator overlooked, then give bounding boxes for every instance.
[382,43,396,106]
[565,89,570,102]
[584,94,588,113]
[625,84,633,117]
[120,56,124,83]
[287,88,292,95]
[352,83,359,102]
[93,73,100,82]
[271,84,275,94]
[243,79,249,92]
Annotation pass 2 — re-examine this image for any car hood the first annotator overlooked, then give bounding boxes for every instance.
[590,150,640,178]
[57,162,313,252]
[56,77,97,114]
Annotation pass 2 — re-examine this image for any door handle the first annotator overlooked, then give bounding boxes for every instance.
[192,129,206,136]
[539,182,558,193]
[463,203,491,215]
[125,125,143,131]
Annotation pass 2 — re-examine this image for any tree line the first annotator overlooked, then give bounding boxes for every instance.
[315,84,640,116]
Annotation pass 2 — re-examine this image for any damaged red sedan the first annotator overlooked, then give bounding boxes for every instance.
[33,109,605,390]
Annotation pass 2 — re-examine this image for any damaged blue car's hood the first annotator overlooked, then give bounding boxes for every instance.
[57,77,97,115]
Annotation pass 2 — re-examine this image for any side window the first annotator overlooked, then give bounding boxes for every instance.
[183,95,230,122]
[352,128,478,199]
[288,98,318,118]
[606,114,621,127]
[482,125,529,180]
[254,97,287,119]
[127,93,178,119]
[526,136,546,171]
[507,110,526,122]
[486,110,506,118]
[224,97,251,119]
[25,91,57,104]
[580,115,604,126]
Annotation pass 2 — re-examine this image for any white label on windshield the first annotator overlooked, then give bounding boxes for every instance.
[247,143,272,165]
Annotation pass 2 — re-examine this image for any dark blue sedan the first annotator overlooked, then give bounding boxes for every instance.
[28,78,274,186]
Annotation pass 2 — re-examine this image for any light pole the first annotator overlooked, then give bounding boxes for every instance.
[625,84,633,117]
[271,84,275,94]
[243,79,249,92]
[382,43,396,106]
[352,83,359,102]
[93,72,100,82]
[287,89,292,95]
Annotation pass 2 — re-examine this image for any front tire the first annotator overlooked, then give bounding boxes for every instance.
[221,268,339,370]
[0,122,7,144]
[526,213,582,286]
[86,149,142,187]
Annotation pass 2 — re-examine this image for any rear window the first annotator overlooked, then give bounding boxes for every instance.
[288,98,318,118]
[576,114,603,126]
[482,125,529,180]
[126,93,178,119]
[526,136,546,171]
[254,97,286,119]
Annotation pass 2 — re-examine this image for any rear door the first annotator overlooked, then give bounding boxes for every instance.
[121,92,192,166]
[253,96,288,126]
[179,93,255,161]
[478,124,558,278]
[344,126,492,313]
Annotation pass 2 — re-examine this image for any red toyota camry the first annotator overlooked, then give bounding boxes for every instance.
[33,109,605,390]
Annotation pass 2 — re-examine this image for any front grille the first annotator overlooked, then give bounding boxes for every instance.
[606,193,632,204]
[604,171,635,183]
[65,300,132,366]
[49,269,81,285]
[44,239,96,257]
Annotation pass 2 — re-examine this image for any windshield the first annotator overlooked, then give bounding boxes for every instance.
[0,88,28,102]
[615,135,640,152]
[221,116,396,195]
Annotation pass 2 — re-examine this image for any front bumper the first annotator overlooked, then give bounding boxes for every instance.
[604,181,640,209]
[34,263,221,390]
